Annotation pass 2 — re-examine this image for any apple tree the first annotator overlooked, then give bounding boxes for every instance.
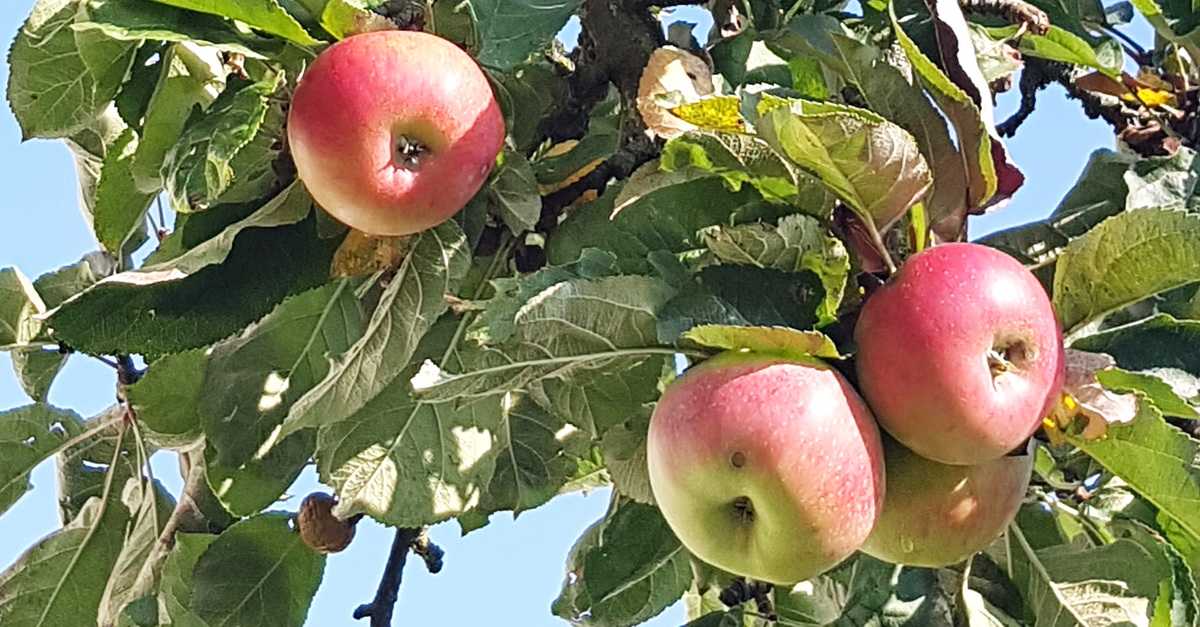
[3,0,1200,624]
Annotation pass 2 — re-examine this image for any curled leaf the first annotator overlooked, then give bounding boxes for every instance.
[1045,349,1139,441]
[637,47,716,139]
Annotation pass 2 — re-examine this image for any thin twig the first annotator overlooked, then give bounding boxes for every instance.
[354,527,423,626]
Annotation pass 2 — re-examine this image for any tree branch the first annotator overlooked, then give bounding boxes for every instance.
[354,527,423,626]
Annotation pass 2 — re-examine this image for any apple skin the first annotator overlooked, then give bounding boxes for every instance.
[287,30,505,236]
[861,436,1032,567]
[647,352,885,585]
[854,243,1065,465]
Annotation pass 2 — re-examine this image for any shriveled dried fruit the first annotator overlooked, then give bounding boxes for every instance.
[297,492,358,554]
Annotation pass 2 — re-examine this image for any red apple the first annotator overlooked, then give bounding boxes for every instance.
[647,352,885,585]
[861,436,1032,567]
[287,30,505,236]
[855,243,1065,465]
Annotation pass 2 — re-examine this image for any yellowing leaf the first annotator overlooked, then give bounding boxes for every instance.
[669,96,744,133]
[331,230,412,277]
[682,325,840,360]
[1122,86,1177,108]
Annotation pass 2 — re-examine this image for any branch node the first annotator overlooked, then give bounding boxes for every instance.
[353,527,424,626]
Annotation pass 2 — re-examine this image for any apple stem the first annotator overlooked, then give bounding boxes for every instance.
[987,349,1011,377]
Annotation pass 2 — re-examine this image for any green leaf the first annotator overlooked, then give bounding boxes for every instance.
[48,210,337,357]
[11,348,68,402]
[661,130,834,214]
[316,386,502,526]
[985,25,1123,76]
[701,214,849,325]
[553,500,691,626]
[93,127,156,253]
[201,281,362,515]
[491,62,567,153]
[412,275,677,402]
[191,514,325,627]
[547,175,787,274]
[1065,403,1200,563]
[157,533,216,627]
[766,16,968,233]
[6,0,137,139]
[163,74,283,212]
[471,0,582,69]
[1001,525,1170,625]
[760,99,931,229]
[131,42,226,194]
[143,0,321,45]
[54,408,137,526]
[1071,315,1200,379]
[205,431,314,517]
[0,494,133,626]
[126,350,206,448]
[530,355,666,439]
[683,325,840,360]
[459,395,578,529]
[34,252,114,309]
[489,150,541,233]
[695,265,827,330]
[149,181,313,272]
[97,478,176,627]
[1125,147,1200,212]
[531,86,621,188]
[601,420,654,504]
[0,267,47,349]
[75,0,279,57]
[1098,368,1200,419]
[282,221,470,435]
[1054,208,1200,334]
[202,280,362,467]
[891,7,996,212]
[0,404,84,517]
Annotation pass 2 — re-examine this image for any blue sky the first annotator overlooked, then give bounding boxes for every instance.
[0,1,1131,625]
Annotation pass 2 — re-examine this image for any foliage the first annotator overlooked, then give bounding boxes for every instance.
[2,0,1200,624]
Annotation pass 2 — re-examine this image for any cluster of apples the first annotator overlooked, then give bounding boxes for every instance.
[287,30,1066,585]
[648,243,1066,584]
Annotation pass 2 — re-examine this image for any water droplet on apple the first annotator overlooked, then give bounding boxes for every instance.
[730,451,746,468]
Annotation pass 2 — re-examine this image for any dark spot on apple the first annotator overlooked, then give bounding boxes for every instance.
[730,451,746,468]
[731,496,755,525]
[394,135,427,169]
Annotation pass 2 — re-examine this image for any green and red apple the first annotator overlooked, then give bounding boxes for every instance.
[855,243,1065,465]
[287,30,505,236]
[647,352,885,585]
[861,436,1032,567]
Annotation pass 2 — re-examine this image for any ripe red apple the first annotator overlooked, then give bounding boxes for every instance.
[854,243,1065,465]
[287,30,505,236]
[647,352,885,585]
[861,436,1032,567]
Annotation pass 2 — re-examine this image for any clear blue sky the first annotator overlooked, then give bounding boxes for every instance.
[0,1,1132,625]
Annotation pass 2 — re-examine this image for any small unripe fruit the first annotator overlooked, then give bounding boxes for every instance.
[287,30,505,236]
[860,437,1032,567]
[648,352,885,585]
[855,242,1065,465]
[297,492,357,554]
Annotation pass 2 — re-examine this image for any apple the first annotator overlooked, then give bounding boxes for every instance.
[854,242,1065,465]
[647,352,885,585]
[861,436,1032,567]
[287,30,505,236]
